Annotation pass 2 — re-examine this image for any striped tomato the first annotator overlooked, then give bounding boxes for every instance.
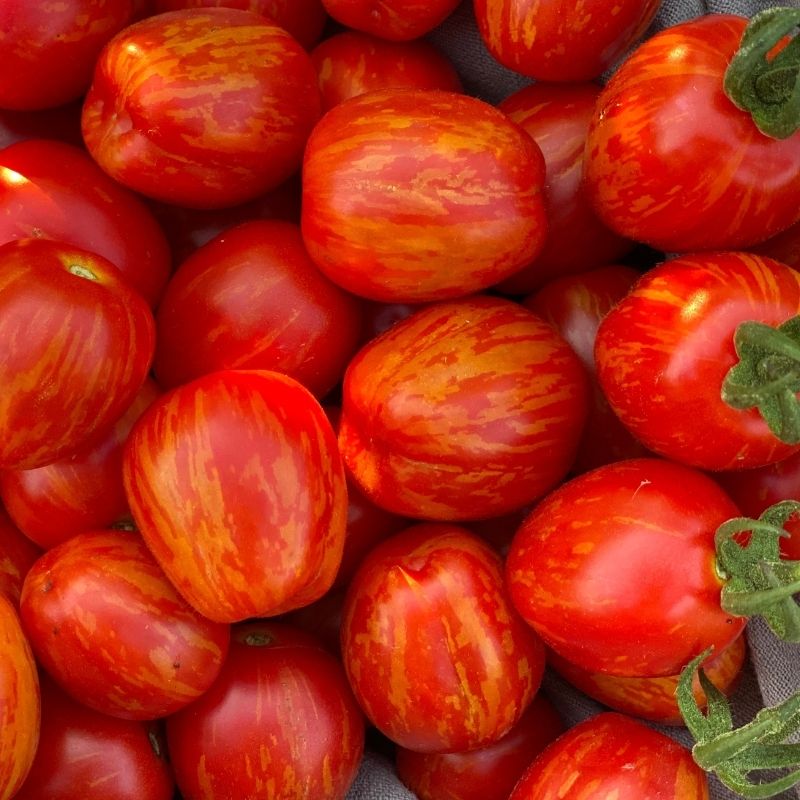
[0,509,39,607]
[320,0,460,41]
[339,296,588,520]
[302,89,547,302]
[19,530,230,720]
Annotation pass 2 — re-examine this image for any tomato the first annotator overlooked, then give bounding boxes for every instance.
[752,216,800,270]
[508,712,708,799]
[549,632,747,726]
[506,458,745,678]
[584,15,800,251]
[311,32,462,111]
[0,594,39,800]
[341,523,546,753]
[320,0,461,41]
[0,238,155,470]
[339,296,588,520]
[123,369,348,623]
[0,140,172,307]
[396,693,564,800]
[0,509,40,607]
[496,84,633,294]
[167,622,364,800]
[0,380,160,550]
[473,0,660,81]
[301,89,547,302]
[524,265,648,472]
[20,530,230,720]
[154,220,364,398]
[0,1,136,110]
[595,252,800,471]
[82,9,322,208]
[14,673,174,800]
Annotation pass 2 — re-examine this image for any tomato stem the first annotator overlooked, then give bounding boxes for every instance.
[724,7,800,139]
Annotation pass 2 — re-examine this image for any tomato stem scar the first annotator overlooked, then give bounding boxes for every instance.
[68,264,99,281]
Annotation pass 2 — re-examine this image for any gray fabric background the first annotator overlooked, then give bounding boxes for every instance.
[347,2,800,798]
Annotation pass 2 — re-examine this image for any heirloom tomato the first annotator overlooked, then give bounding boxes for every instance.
[341,523,546,753]
[82,9,322,208]
[0,509,40,607]
[508,713,708,799]
[0,239,155,470]
[302,89,547,302]
[20,530,230,720]
[339,296,588,520]
[124,369,347,623]
[321,0,461,41]
[167,622,365,800]
[506,458,745,677]
[595,252,800,471]
[584,15,800,251]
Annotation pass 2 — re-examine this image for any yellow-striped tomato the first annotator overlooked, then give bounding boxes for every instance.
[321,0,461,41]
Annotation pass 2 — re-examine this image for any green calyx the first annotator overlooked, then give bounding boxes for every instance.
[721,317,800,446]
[724,7,800,139]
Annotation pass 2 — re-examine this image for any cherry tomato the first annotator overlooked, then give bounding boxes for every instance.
[321,0,461,41]
[0,509,40,607]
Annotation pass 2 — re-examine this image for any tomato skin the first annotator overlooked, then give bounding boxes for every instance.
[321,0,461,41]
[0,380,160,550]
[0,140,172,307]
[154,220,364,398]
[595,252,800,471]
[509,712,708,800]
[396,694,564,800]
[124,370,348,623]
[507,458,745,678]
[585,15,800,251]
[0,509,40,607]
[302,89,547,302]
[14,674,174,800]
[341,523,546,753]
[167,622,365,800]
[82,9,322,209]
[0,238,155,470]
[19,530,230,720]
[0,594,39,800]
[340,296,588,520]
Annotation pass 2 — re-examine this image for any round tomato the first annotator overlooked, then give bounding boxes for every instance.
[320,0,461,41]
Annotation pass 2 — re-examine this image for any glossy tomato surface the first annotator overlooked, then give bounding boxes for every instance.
[124,370,348,622]
[595,252,800,470]
[302,89,547,302]
[0,239,155,470]
[167,622,364,800]
[509,712,708,799]
[584,15,800,251]
[20,530,230,720]
[339,296,588,520]
[506,458,745,677]
[341,523,546,753]
[82,9,322,208]
[0,509,40,607]
[321,0,461,40]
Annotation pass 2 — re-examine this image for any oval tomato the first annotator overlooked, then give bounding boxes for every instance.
[321,0,461,41]
[0,509,40,607]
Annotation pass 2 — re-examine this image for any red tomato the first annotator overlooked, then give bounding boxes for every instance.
[321,0,461,41]
[302,89,547,302]
[14,674,174,800]
[152,0,329,48]
[20,530,230,720]
[0,594,39,800]
[508,712,708,799]
[0,1,136,110]
[0,140,172,306]
[341,523,546,753]
[123,370,348,622]
[506,458,745,677]
[339,296,588,520]
[474,0,660,81]
[167,622,365,800]
[584,15,800,251]
[0,380,160,550]
[82,9,322,208]
[0,239,155,470]
[0,103,83,150]
[524,265,648,472]
[0,509,40,607]
[311,32,462,111]
[396,694,564,800]
[154,220,364,398]
[496,84,633,293]
[595,252,800,471]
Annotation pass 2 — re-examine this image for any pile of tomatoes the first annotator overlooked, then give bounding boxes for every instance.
[2,1,800,799]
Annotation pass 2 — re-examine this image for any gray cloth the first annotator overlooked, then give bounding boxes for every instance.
[348,2,800,798]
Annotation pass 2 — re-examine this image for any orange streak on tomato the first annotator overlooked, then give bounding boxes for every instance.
[320,0,461,41]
